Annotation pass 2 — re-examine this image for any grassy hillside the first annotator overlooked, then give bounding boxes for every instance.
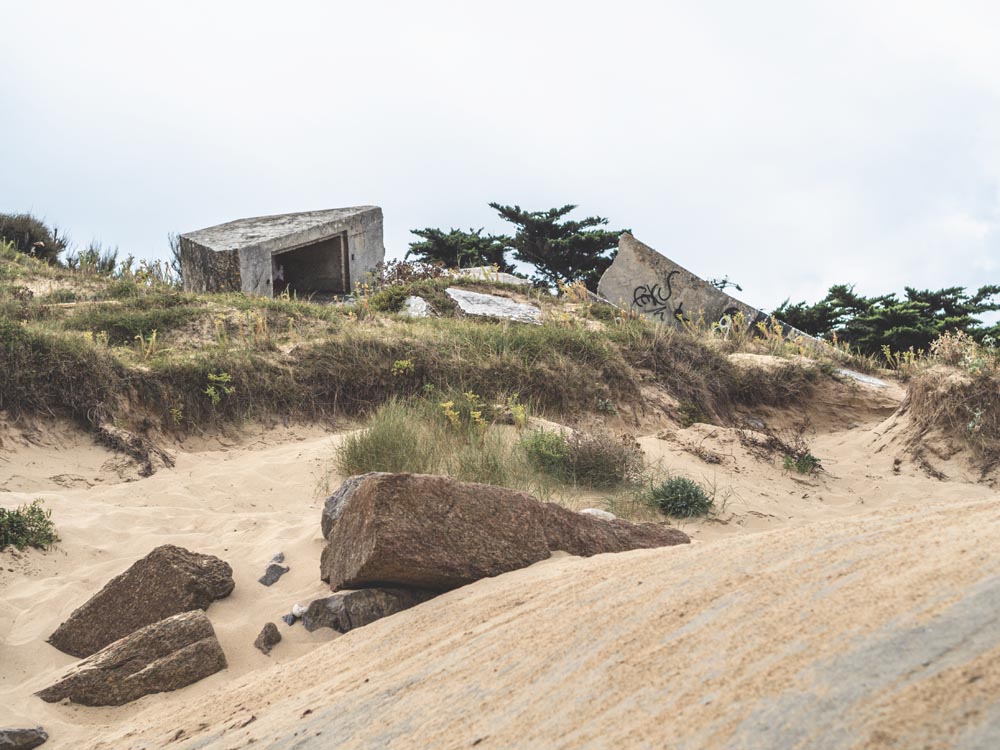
[0,239,859,439]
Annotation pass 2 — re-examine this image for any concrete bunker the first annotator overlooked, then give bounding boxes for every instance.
[180,206,383,298]
[273,233,350,296]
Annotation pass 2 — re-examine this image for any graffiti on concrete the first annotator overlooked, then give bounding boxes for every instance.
[632,271,685,322]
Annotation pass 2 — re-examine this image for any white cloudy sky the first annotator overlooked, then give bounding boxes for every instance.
[2,0,999,311]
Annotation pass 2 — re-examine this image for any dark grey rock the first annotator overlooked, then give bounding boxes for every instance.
[321,473,378,540]
[258,563,290,586]
[269,552,285,564]
[282,613,298,626]
[0,727,48,750]
[47,545,234,658]
[253,623,281,655]
[37,610,226,707]
[302,588,437,633]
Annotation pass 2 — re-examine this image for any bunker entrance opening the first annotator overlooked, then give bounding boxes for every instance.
[273,233,349,297]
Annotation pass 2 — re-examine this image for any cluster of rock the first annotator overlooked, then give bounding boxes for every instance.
[301,473,690,633]
[37,545,234,707]
[27,472,689,719]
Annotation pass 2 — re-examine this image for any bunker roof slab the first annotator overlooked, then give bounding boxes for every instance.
[181,206,379,255]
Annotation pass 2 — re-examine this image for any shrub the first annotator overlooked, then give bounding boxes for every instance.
[336,398,440,475]
[368,285,410,313]
[647,477,713,517]
[64,242,119,275]
[0,213,68,264]
[0,499,59,550]
[520,428,643,488]
[783,452,822,474]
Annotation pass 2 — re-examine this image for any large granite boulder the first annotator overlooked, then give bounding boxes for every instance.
[48,545,235,658]
[302,588,437,633]
[37,610,226,707]
[0,727,48,750]
[320,473,689,592]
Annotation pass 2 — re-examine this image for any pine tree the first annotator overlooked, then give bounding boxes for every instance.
[774,284,1000,356]
[406,227,515,273]
[488,203,626,291]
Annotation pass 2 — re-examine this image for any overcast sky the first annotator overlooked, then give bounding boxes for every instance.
[2,1,998,311]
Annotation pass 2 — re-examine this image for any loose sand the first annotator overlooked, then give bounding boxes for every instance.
[2,373,998,748]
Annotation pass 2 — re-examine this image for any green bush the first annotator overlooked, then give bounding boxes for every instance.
[0,213,68,264]
[336,398,439,475]
[520,428,643,488]
[368,285,409,313]
[647,477,713,517]
[0,499,59,550]
[783,452,822,474]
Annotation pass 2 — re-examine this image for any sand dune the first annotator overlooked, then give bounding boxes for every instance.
[2,374,998,748]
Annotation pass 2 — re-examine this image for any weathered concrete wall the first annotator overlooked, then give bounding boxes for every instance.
[598,234,767,329]
[345,208,384,289]
[180,237,241,293]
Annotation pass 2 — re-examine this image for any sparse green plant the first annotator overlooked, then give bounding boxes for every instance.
[134,329,158,360]
[391,358,415,377]
[646,476,713,517]
[0,499,59,550]
[783,452,822,474]
[596,397,617,415]
[204,371,235,406]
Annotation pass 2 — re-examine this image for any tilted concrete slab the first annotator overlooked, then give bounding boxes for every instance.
[180,206,384,298]
[598,233,767,329]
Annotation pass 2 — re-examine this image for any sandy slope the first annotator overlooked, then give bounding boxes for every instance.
[1,373,998,748]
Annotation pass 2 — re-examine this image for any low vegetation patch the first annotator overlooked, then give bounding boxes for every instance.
[336,394,545,492]
[0,499,59,551]
[645,477,714,518]
[520,428,644,488]
[907,332,1000,470]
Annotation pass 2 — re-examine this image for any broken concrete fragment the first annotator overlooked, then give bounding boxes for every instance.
[302,588,437,633]
[37,610,227,707]
[258,563,290,586]
[598,234,766,329]
[253,623,281,655]
[401,296,433,318]
[48,545,235,658]
[0,727,48,750]
[445,288,541,325]
[320,473,689,592]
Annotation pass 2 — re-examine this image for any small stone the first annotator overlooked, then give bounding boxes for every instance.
[258,563,290,587]
[281,613,297,626]
[579,508,617,521]
[291,603,307,618]
[253,623,281,655]
[0,726,49,750]
[269,552,285,564]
